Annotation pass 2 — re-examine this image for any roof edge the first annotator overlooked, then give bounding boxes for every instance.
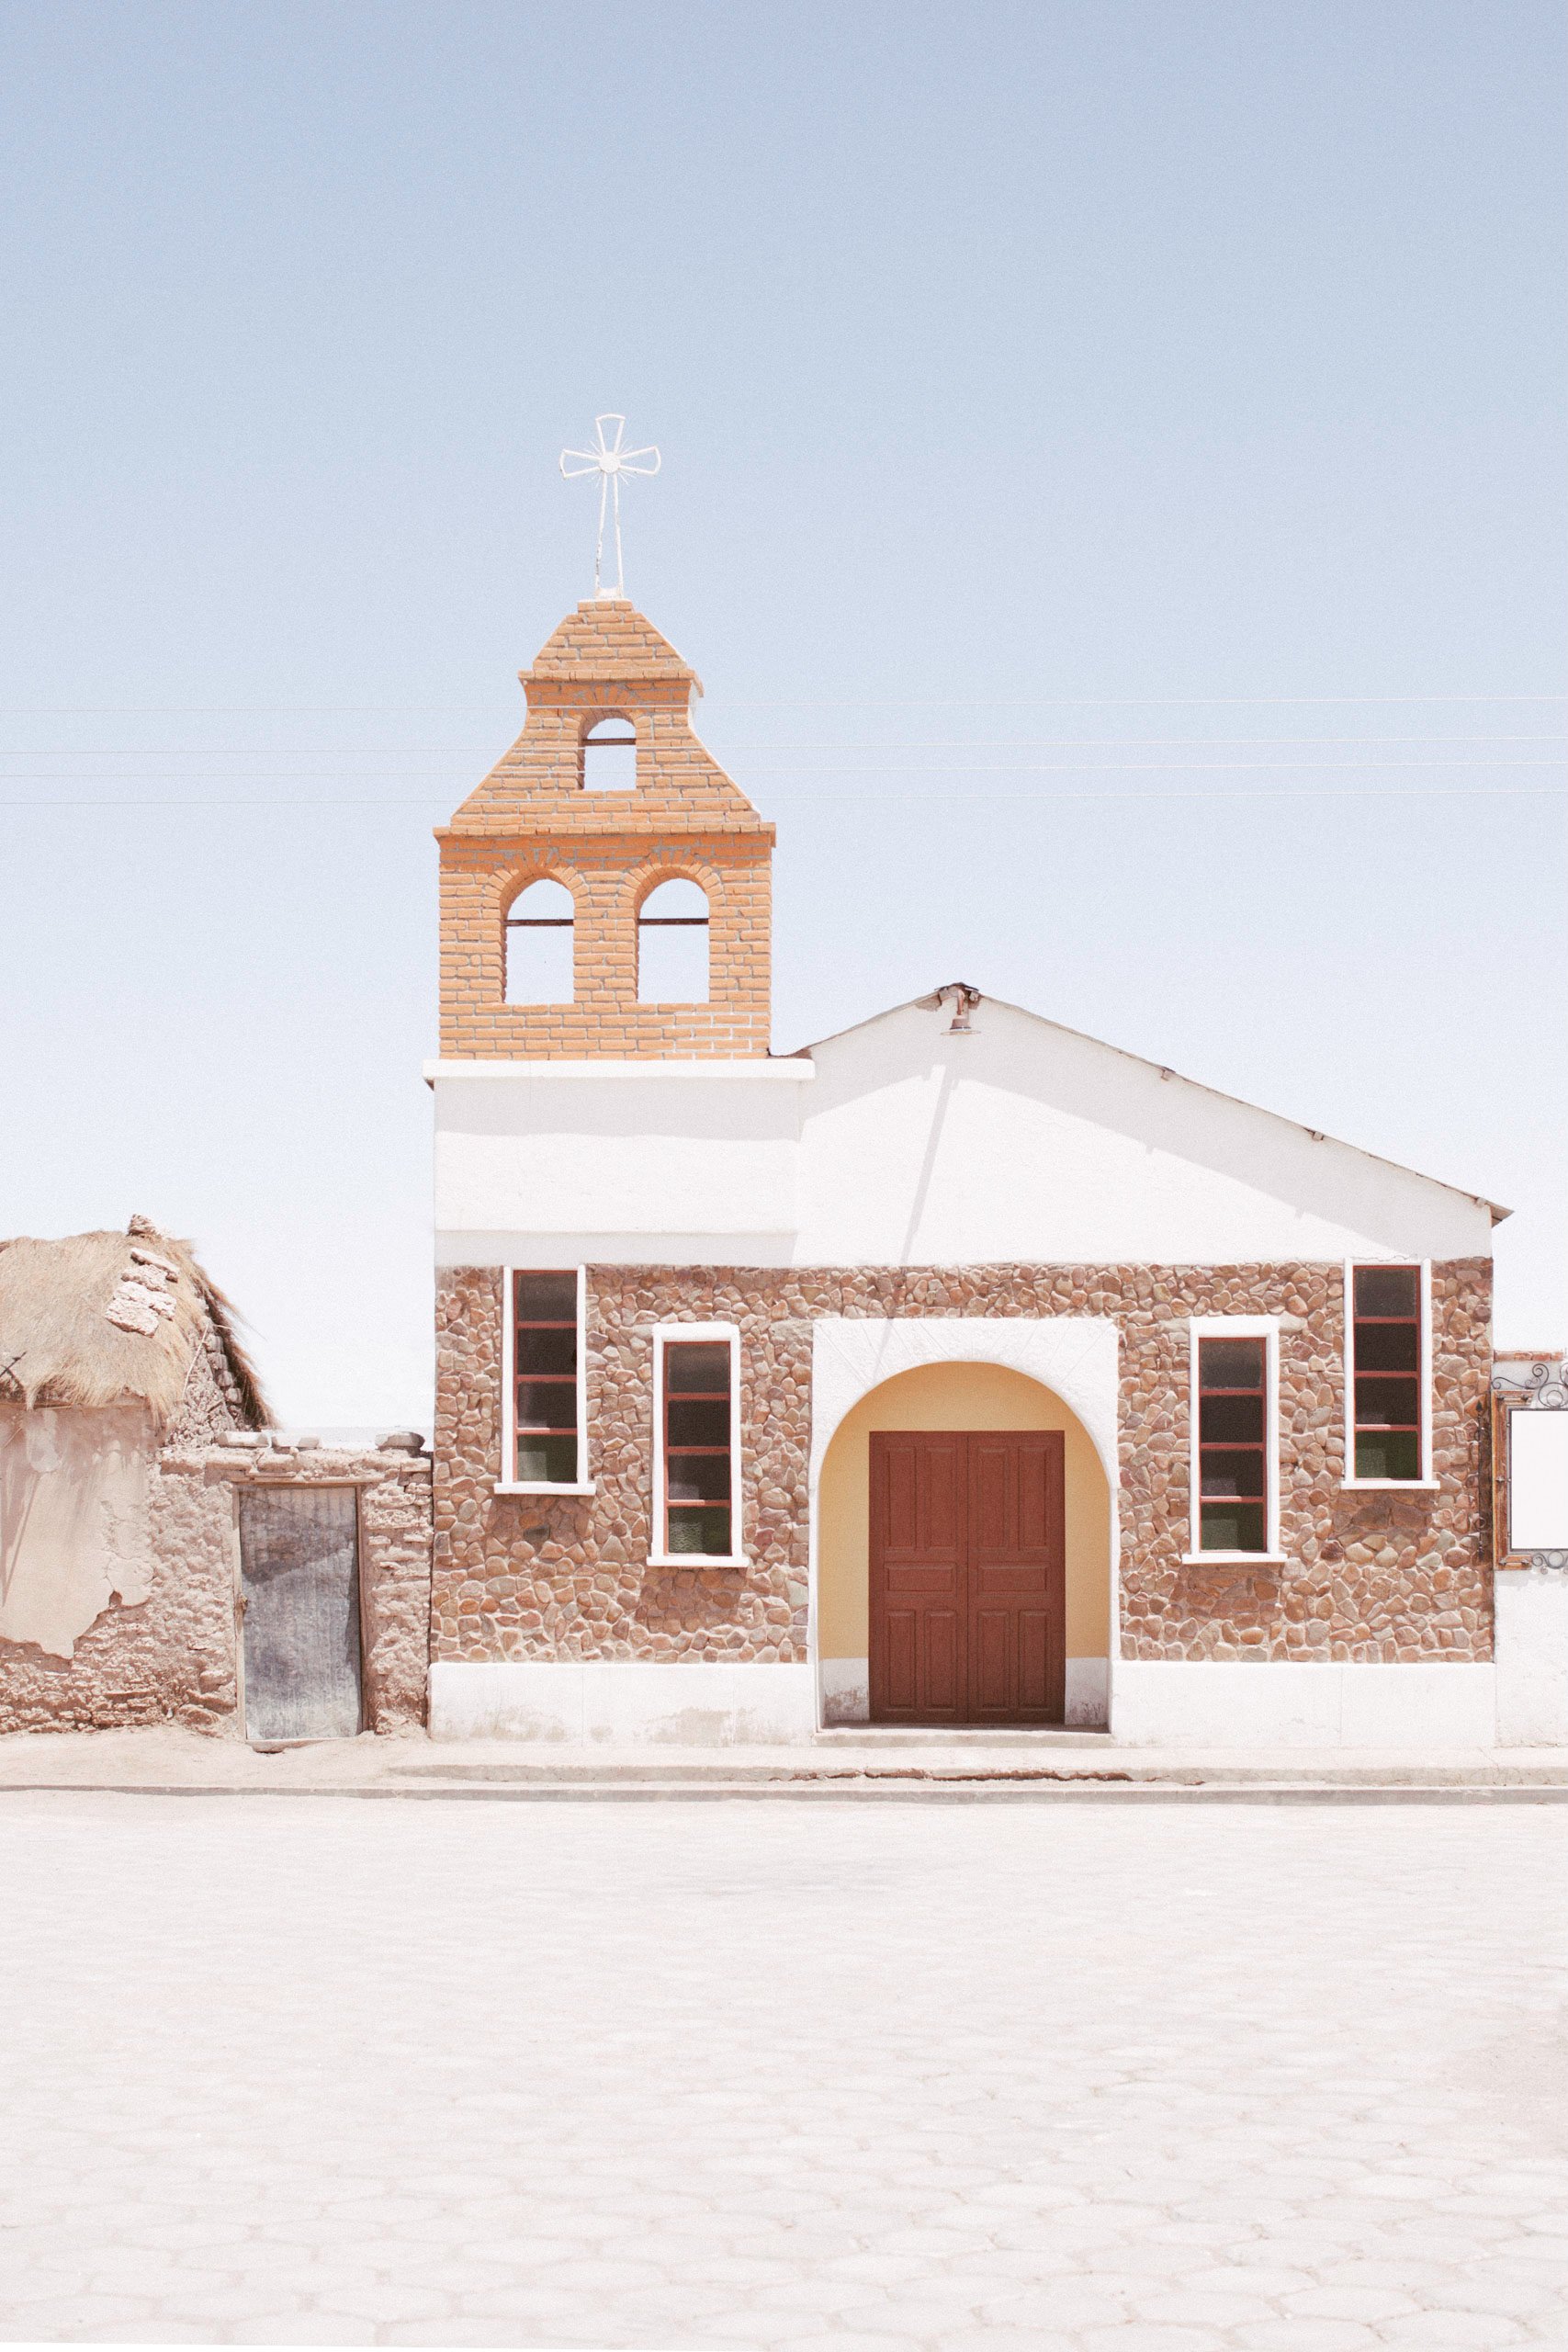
[795,988,1511,1224]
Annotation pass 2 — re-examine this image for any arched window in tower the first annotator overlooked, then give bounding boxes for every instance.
[581,713,637,792]
[637,878,709,1005]
[505,878,574,1003]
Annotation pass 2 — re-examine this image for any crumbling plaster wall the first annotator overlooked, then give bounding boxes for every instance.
[0,1351,240,1732]
[0,1346,434,1734]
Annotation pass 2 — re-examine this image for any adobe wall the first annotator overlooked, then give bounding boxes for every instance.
[434,1257,1494,1668]
[0,1351,434,1734]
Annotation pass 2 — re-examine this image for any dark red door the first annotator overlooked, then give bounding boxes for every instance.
[869,1430,1065,1727]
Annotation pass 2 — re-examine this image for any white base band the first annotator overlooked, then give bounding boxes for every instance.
[1111,1659,1498,1747]
[429,1660,816,1744]
[1495,1572,1568,1747]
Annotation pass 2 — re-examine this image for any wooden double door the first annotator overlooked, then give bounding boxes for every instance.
[869,1430,1066,1726]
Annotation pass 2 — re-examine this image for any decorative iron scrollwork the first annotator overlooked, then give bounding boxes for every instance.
[1492,1361,1568,1411]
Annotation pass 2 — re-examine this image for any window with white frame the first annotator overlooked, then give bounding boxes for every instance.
[505,1268,587,1489]
[652,1325,741,1561]
[1346,1263,1428,1484]
[1190,1320,1280,1556]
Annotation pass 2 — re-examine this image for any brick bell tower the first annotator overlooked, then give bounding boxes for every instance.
[435,598,774,1058]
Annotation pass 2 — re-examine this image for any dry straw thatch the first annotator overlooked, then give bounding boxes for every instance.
[0,1217,270,1430]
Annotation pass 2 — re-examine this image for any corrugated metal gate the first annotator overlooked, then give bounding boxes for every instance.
[238,1486,362,1740]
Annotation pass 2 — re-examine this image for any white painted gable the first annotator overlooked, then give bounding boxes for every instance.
[794,996,1496,1269]
[429,990,1497,1269]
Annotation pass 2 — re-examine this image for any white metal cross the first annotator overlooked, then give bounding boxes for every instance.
[558,414,661,600]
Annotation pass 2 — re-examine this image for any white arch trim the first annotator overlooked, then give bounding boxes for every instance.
[808,1316,1120,1493]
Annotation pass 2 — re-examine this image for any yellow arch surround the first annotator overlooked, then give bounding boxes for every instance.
[817,1360,1111,1668]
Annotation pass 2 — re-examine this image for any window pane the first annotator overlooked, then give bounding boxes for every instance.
[516,1432,578,1484]
[665,1504,732,1555]
[667,1452,731,1504]
[1201,1338,1265,1389]
[1355,1266,1419,1319]
[666,1342,730,1396]
[1356,1430,1421,1481]
[1200,1500,1268,1554]
[1355,1321,1418,1373]
[1199,1393,1265,1443]
[1355,1374,1419,1429]
[1200,1448,1267,1498]
[516,1378,576,1430]
[666,1396,730,1448]
[516,1324,577,1376]
[516,1272,578,1322]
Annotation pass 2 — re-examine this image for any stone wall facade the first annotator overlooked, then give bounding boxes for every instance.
[434,1257,1494,1668]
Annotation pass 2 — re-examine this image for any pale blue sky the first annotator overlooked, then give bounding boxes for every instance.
[1,1,1563,1425]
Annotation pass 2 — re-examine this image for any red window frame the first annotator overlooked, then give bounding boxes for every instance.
[1197,1335,1269,1555]
[512,1270,581,1486]
[1351,1266,1423,1482]
[660,1339,734,1558]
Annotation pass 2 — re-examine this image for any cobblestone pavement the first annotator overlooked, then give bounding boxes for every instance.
[2,1794,1567,2348]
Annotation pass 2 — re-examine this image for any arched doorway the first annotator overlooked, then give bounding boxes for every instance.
[816,1362,1111,1728]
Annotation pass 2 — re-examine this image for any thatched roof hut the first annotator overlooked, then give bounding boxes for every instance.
[0,1215,271,1431]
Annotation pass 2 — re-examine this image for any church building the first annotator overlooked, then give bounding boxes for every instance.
[427,594,1506,1747]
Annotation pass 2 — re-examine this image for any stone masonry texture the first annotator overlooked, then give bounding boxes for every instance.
[434,1255,1494,1667]
[0,1341,434,1734]
[436,600,774,1061]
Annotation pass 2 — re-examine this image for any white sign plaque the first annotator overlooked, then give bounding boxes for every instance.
[1509,1409,1568,1554]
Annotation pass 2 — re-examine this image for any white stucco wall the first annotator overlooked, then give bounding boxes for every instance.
[429,998,1495,1270]
[1495,1571,1568,1746]
[431,1061,807,1267]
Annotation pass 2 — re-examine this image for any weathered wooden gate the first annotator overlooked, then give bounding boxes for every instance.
[238,1486,363,1740]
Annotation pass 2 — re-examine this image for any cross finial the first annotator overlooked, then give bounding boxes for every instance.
[558,414,661,600]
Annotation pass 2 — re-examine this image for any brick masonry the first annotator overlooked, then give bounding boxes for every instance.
[434,1256,1495,1668]
[436,600,774,1061]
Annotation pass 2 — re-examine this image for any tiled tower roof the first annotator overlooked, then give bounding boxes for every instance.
[523,597,701,690]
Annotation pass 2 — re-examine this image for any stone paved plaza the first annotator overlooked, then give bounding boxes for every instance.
[2,1792,1567,2349]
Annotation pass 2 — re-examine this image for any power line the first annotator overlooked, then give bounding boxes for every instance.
[4,783,1564,810]
[3,732,1564,755]
[0,693,1562,716]
[2,758,1565,783]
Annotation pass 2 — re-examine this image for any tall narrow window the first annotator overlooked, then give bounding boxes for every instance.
[510,1269,583,1487]
[505,879,573,1003]
[581,714,637,792]
[637,877,709,1004]
[655,1328,739,1560]
[1196,1336,1269,1554]
[1350,1266,1423,1482]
